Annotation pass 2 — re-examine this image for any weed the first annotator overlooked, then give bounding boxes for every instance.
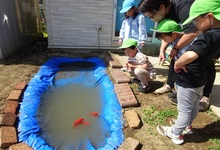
[143,107,177,125]
[208,138,220,150]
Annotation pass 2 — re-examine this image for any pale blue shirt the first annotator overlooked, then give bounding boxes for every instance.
[119,13,147,45]
[172,38,191,60]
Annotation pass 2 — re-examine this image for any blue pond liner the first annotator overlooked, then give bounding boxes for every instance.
[18,57,124,150]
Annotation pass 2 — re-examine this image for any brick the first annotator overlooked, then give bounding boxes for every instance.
[110,69,130,84]
[118,137,140,150]
[14,81,27,90]
[7,90,22,101]
[0,126,17,148]
[114,83,138,108]
[0,113,17,126]
[109,61,123,68]
[120,98,138,108]
[3,101,19,114]
[115,78,131,84]
[9,142,33,150]
[124,110,141,129]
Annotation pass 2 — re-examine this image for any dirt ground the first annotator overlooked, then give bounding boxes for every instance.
[0,40,220,150]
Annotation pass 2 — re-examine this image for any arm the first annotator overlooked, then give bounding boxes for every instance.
[138,15,147,44]
[170,1,199,57]
[159,40,169,65]
[174,51,199,73]
[174,32,198,49]
[170,32,198,58]
[118,20,126,45]
[127,61,148,69]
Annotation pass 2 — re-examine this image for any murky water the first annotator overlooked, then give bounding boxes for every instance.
[36,65,110,149]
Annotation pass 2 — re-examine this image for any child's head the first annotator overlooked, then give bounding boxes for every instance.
[150,19,184,43]
[117,38,138,57]
[120,0,138,18]
[183,0,220,32]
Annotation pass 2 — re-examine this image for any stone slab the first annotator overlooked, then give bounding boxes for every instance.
[3,101,19,114]
[13,81,27,90]
[114,83,138,108]
[7,90,22,101]
[110,69,130,84]
[0,126,17,148]
[9,142,33,150]
[124,110,141,129]
[0,113,17,126]
[118,137,140,150]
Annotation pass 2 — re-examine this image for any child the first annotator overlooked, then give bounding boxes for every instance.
[118,0,147,51]
[117,38,156,93]
[156,0,220,145]
[151,19,191,102]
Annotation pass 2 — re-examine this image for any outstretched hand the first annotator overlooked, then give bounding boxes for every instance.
[159,51,166,65]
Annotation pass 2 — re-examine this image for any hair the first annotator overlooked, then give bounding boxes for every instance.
[155,32,173,39]
[138,0,170,14]
[122,45,136,51]
[125,6,139,19]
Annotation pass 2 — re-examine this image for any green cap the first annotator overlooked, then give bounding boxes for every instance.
[117,38,138,49]
[182,0,220,25]
[150,19,184,34]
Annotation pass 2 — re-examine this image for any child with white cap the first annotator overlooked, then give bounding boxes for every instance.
[118,0,147,51]
[156,0,220,145]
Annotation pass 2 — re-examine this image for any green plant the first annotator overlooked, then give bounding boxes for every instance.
[143,107,178,125]
[208,138,220,150]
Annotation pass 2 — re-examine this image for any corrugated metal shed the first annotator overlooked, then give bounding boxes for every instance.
[45,0,115,49]
[0,0,41,59]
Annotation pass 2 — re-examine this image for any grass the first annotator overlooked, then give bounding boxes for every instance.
[208,138,220,150]
[143,106,178,126]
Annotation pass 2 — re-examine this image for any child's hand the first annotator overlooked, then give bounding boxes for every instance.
[159,51,166,65]
[170,48,178,59]
[118,39,123,45]
[174,64,188,73]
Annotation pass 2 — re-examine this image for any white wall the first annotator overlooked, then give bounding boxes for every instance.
[45,0,114,49]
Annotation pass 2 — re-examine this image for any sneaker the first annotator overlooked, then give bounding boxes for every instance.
[170,98,177,106]
[169,118,193,135]
[156,125,184,145]
[137,85,151,93]
[199,96,210,112]
[131,78,141,85]
[154,84,172,94]
[167,92,177,99]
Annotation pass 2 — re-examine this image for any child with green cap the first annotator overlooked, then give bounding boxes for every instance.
[151,19,189,61]
[151,19,192,102]
[118,38,156,93]
[156,0,220,145]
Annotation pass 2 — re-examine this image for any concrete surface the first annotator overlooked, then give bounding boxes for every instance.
[112,52,220,118]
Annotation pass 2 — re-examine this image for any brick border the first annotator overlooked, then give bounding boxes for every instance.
[0,81,32,149]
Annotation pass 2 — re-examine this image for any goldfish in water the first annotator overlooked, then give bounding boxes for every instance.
[82,121,90,125]
[90,112,99,117]
[73,118,84,128]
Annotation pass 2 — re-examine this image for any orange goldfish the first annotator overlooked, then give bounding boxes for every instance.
[73,118,84,128]
[90,112,99,117]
